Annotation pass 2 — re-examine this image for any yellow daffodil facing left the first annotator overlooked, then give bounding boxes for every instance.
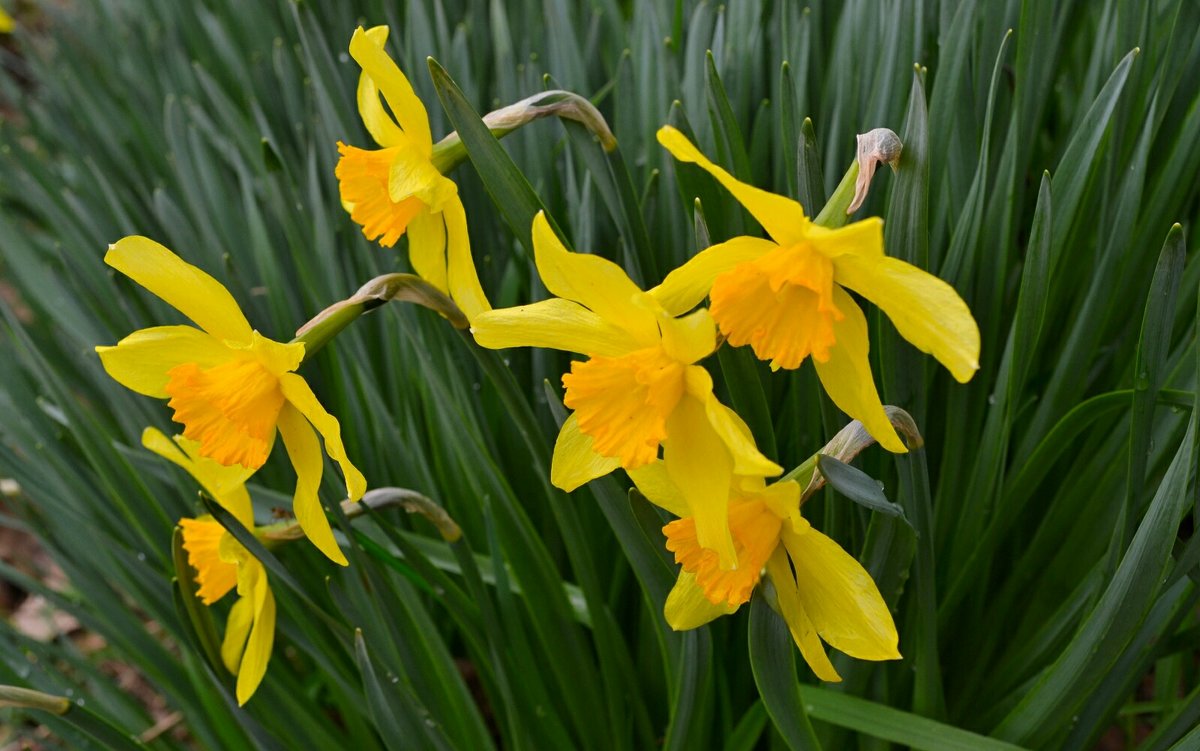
[336,25,490,322]
[655,126,980,453]
[95,237,365,565]
[180,515,276,705]
[145,428,275,705]
[628,450,900,681]
[471,211,782,568]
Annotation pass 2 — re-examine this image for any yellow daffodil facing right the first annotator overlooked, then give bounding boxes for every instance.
[628,451,899,681]
[95,237,365,565]
[336,25,490,321]
[144,428,275,705]
[655,126,980,452]
[180,517,276,706]
[471,211,782,568]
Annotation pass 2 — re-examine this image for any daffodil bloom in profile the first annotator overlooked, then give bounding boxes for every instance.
[336,25,490,321]
[471,211,782,568]
[628,454,900,681]
[95,237,365,565]
[655,126,980,453]
[179,516,276,705]
[143,427,275,705]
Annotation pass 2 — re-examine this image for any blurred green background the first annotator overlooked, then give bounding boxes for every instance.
[0,0,1198,748]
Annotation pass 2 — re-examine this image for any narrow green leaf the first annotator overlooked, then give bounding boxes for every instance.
[994,420,1196,745]
[427,57,554,255]
[816,455,908,523]
[1048,47,1140,257]
[1119,224,1186,550]
[799,686,1027,751]
[796,118,825,216]
[171,526,226,675]
[748,593,822,751]
[353,629,456,751]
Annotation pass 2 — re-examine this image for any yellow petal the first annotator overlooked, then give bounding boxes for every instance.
[664,572,738,630]
[684,367,783,477]
[782,522,901,662]
[808,216,885,259]
[662,395,735,568]
[279,374,367,502]
[104,236,253,342]
[757,480,802,529]
[348,26,432,153]
[221,595,253,673]
[530,211,659,344]
[833,255,980,383]
[626,461,689,517]
[656,127,809,246]
[650,236,775,316]
[406,207,448,293]
[235,564,275,705]
[0,8,14,33]
[388,140,457,209]
[96,325,231,398]
[659,307,717,365]
[550,413,621,492]
[443,196,492,322]
[812,288,906,453]
[276,403,347,566]
[470,298,634,357]
[143,429,255,527]
[356,58,404,148]
[765,549,841,681]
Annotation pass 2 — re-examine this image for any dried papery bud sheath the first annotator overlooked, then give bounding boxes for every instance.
[813,127,904,227]
[0,686,71,714]
[294,272,469,361]
[431,88,618,172]
[849,128,903,214]
[781,406,923,503]
[260,487,462,544]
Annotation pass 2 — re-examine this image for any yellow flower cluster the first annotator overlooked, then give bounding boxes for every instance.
[95,23,979,702]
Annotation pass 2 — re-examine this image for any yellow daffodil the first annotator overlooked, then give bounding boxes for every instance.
[471,211,782,568]
[144,427,275,705]
[336,25,490,321]
[0,6,14,33]
[179,516,276,705]
[655,126,980,452]
[629,449,899,681]
[96,237,365,565]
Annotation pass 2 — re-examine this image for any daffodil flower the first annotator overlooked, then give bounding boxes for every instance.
[179,516,275,705]
[336,25,490,321]
[471,211,781,568]
[95,237,365,565]
[655,126,980,452]
[143,428,275,705]
[0,6,14,33]
[628,450,899,681]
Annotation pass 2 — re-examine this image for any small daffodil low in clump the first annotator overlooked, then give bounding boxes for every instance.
[471,211,783,570]
[143,428,276,706]
[95,237,365,565]
[655,125,980,453]
[179,514,275,706]
[335,25,490,322]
